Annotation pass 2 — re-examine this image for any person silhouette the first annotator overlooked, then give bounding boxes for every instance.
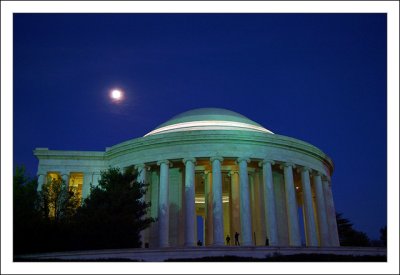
[234,232,240,246]
[197,240,202,246]
[226,234,231,245]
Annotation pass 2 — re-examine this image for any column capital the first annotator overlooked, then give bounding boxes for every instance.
[322,177,332,186]
[60,171,69,177]
[280,162,296,169]
[134,163,146,170]
[157,160,170,166]
[183,158,196,165]
[236,157,250,164]
[204,170,211,176]
[259,159,275,167]
[228,170,239,176]
[59,169,68,175]
[297,166,311,173]
[312,170,323,177]
[210,156,224,162]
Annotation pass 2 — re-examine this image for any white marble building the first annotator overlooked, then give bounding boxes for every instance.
[34,108,340,248]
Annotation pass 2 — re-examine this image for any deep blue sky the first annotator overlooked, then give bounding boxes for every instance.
[13,13,386,240]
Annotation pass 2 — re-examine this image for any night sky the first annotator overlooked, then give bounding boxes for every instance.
[13,13,386,240]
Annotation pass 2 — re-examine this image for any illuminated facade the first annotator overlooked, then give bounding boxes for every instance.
[34,108,340,248]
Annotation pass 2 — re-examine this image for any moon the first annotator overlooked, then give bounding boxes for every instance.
[110,89,123,102]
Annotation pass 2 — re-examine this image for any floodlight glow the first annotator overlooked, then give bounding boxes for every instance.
[145,120,274,136]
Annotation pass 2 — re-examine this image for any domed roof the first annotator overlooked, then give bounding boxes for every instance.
[144,108,273,136]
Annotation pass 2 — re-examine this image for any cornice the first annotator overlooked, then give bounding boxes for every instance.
[33,149,106,161]
[105,130,334,172]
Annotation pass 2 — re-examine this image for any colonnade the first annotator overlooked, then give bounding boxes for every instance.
[136,157,340,248]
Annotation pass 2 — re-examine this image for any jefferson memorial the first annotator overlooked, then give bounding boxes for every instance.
[34,108,340,248]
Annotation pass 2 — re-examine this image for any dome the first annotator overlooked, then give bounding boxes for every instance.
[144,108,274,136]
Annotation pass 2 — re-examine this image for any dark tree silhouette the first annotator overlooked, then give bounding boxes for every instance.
[14,165,153,255]
[379,226,387,247]
[336,212,371,247]
[13,166,41,255]
[73,167,154,250]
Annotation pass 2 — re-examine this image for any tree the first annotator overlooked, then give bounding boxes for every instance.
[25,174,82,253]
[14,166,38,221]
[73,167,154,250]
[336,212,371,247]
[13,166,41,254]
[379,226,387,247]
[14,165,153,254]
[37,176,80,222]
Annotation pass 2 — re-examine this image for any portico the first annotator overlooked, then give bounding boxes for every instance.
[134,156,339,248]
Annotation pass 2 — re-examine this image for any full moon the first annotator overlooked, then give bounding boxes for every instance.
[110,89,123,101]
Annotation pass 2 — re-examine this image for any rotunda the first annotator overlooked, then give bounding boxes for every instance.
[34,108,339,248]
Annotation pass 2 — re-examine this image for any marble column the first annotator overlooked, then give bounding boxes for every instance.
[61,172,70,191]
[157,160,170,248]
[135,164,147,248]
[92,172,101,187]
[183,158,196,247]
[238,157,252,246]
[149,171,160,247]
[313,172,330,246]
[229,170,240,240]
[82,172,92,200]
[204,171,213,246]
[136,164,147,186]
[249,173,256,244]
[300,167,318,246]
[282,163,301,246]
[37,174,45,191]
[211,156,224,246]
[135,164,147,204]
[260,159,278,246]
[322,178,340,247]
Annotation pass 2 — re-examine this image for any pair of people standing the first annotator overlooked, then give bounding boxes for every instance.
[226,232,240,246]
